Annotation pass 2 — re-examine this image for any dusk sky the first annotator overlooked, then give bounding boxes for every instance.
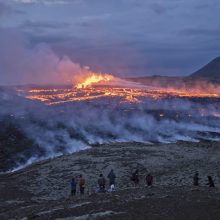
[0,0,220,84]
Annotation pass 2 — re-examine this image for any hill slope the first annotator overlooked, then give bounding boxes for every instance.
[1,141,220,219]
[129,57,220,86]
[190,57,220,80]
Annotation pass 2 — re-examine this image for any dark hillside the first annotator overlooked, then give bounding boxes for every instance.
[0,116,43,172]
[128,57,220,85]
[189,57,220,83]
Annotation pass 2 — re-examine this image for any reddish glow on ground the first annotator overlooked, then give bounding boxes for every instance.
[20,86,220,105]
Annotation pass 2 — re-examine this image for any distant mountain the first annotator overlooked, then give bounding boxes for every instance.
[189,57,220,83]
[190,57,220,80]
[128,57,220,86]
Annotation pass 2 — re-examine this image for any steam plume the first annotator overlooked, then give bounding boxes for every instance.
[0,87,220,172]
[0,28,88,86]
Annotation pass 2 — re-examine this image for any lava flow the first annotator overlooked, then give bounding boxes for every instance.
[9,73,220,164]
[16,73,220,105]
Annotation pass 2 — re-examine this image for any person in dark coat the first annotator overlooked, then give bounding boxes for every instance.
[193,172,199,186]
[71,177,77,196]
[146,173,153,186]
[207,176,215,187]
[107,169,116,186]
[131,169,139,187]
[98,174,106,192]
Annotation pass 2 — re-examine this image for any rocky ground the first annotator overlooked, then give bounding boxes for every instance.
[1,141,220,219]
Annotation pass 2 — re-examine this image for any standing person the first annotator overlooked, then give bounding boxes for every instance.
[107,169,116,186]
[79,174,85,195]
[193,172,199,186]
[71,177,77,196]
[98,174,106,192]
[146,173,153,186]
[207,176,215,187]
[131,169,139,187]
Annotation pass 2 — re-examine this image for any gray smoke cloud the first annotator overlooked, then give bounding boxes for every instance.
[0,28,89,86]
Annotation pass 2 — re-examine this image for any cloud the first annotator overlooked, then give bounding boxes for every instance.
[0,1,25,17]
[150,3,167,14]
[13,0,76,4]
[195,1,219,10]
[2,0,220,77]
[21,20,71,32]
[0,1,11,17]
[181,28,220,36]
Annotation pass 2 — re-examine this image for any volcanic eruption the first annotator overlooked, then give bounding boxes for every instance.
[1,30,220,172]
[75,73,115,89]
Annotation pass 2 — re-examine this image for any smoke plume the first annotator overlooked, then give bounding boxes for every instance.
[0,28,88,86]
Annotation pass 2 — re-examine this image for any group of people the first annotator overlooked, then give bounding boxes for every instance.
[193,172,215,187]
[70,169,154,196]
[70,169,117,196]
[70,170,215,196]
[97,169,116,192]
[130,169,153,187]
[71,174,85,196]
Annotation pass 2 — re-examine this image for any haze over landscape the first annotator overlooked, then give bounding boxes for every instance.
[0,0,220,85]
[0,1,220,220]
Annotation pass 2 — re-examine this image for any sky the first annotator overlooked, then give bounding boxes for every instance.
[0,0,220,84]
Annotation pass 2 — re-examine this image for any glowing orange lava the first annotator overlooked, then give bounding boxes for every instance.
[76,73,114,89]
[15,72,220,107]
[18,86,220,106]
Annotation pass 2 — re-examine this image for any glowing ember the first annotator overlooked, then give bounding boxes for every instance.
[76,73,114,89]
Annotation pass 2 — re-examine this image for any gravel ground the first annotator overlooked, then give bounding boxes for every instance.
[1,141,220,219]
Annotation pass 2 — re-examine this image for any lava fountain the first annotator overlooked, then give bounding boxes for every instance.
[75,73,115,89]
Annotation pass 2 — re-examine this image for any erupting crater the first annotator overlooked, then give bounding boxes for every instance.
[16,72,220,106]
[75,73,115,89]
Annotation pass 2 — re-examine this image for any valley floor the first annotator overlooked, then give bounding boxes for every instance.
[1,141,220,219]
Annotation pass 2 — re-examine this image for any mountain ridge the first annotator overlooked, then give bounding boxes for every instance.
[190,57,220,79]
[129,57,220,85]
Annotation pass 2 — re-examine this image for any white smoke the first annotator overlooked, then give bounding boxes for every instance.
[0,87,220,173]
[0,28,88,85]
